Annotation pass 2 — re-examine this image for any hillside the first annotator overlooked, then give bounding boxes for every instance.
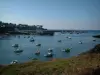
[0,44,100,75]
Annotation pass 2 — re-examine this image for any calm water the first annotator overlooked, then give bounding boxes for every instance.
[0,31,100,64]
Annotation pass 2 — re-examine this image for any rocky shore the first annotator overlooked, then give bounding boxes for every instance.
[93,35,100,38]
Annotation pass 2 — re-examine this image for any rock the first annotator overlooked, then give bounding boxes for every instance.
[93,35,100,38]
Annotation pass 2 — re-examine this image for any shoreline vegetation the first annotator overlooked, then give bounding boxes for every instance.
[0,44,100,75]
[0,21,87,36]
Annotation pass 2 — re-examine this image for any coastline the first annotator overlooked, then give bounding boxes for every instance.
[93,35,100,38]
[0,44,100,75]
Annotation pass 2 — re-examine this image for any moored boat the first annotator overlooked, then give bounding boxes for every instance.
[79,41,83,44]
[44,52,53,57]
[14,49,23,53]
[35,50,40,55]
[58,40,62,42]
[48,48,53,52]
[36,44,41,46]
[12,44,19,47]
[30,39,35,42]
[62,48,71,53]
[10,60,18,64]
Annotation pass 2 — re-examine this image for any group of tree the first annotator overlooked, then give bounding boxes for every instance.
[0,21,46,33]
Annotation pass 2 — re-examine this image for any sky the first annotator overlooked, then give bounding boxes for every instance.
[0,0,100,30]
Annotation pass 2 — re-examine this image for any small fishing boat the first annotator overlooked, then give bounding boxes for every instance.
[36,44,41,46]
[35,50,40,55]
[12,44,19,47]
[62,48,71,53]
[68,37,71,39]
[10,60,18,64]
[48,48,53,52]
[66,36,71,39]
[44,52,53,57]
[79,41,83,44]
[58,40,62,42]
[14,49,23,53]
[93,39,96,41]
[30,39,35,42]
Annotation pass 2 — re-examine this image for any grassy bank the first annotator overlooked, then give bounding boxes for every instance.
[0,44,100,75]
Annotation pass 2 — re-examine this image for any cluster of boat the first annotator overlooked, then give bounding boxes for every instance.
[35,48,54,57]
[12,35,83,57]
[10,35,97,64]
[12,44,23,53]
[34,47,71,58]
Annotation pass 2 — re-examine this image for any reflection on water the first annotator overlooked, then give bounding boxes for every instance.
[0,31,100,64]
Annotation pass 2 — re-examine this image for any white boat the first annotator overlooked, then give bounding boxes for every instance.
[48,48,53,52]
[35,50,40,55]
[68,37,71,39]
[79,41,83,44]
[66,36,71,39]
[36,44,41,46]
[14,49,23,53]
[30,39,35,42]
[61,48,71,52]
[10,60,18,64]
[12,44,19,47]
[44,52,53,57]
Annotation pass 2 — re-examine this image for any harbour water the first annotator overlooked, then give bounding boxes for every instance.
[0,30,100,64]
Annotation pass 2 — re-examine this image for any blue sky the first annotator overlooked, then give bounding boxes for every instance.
[0,0,100,30]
